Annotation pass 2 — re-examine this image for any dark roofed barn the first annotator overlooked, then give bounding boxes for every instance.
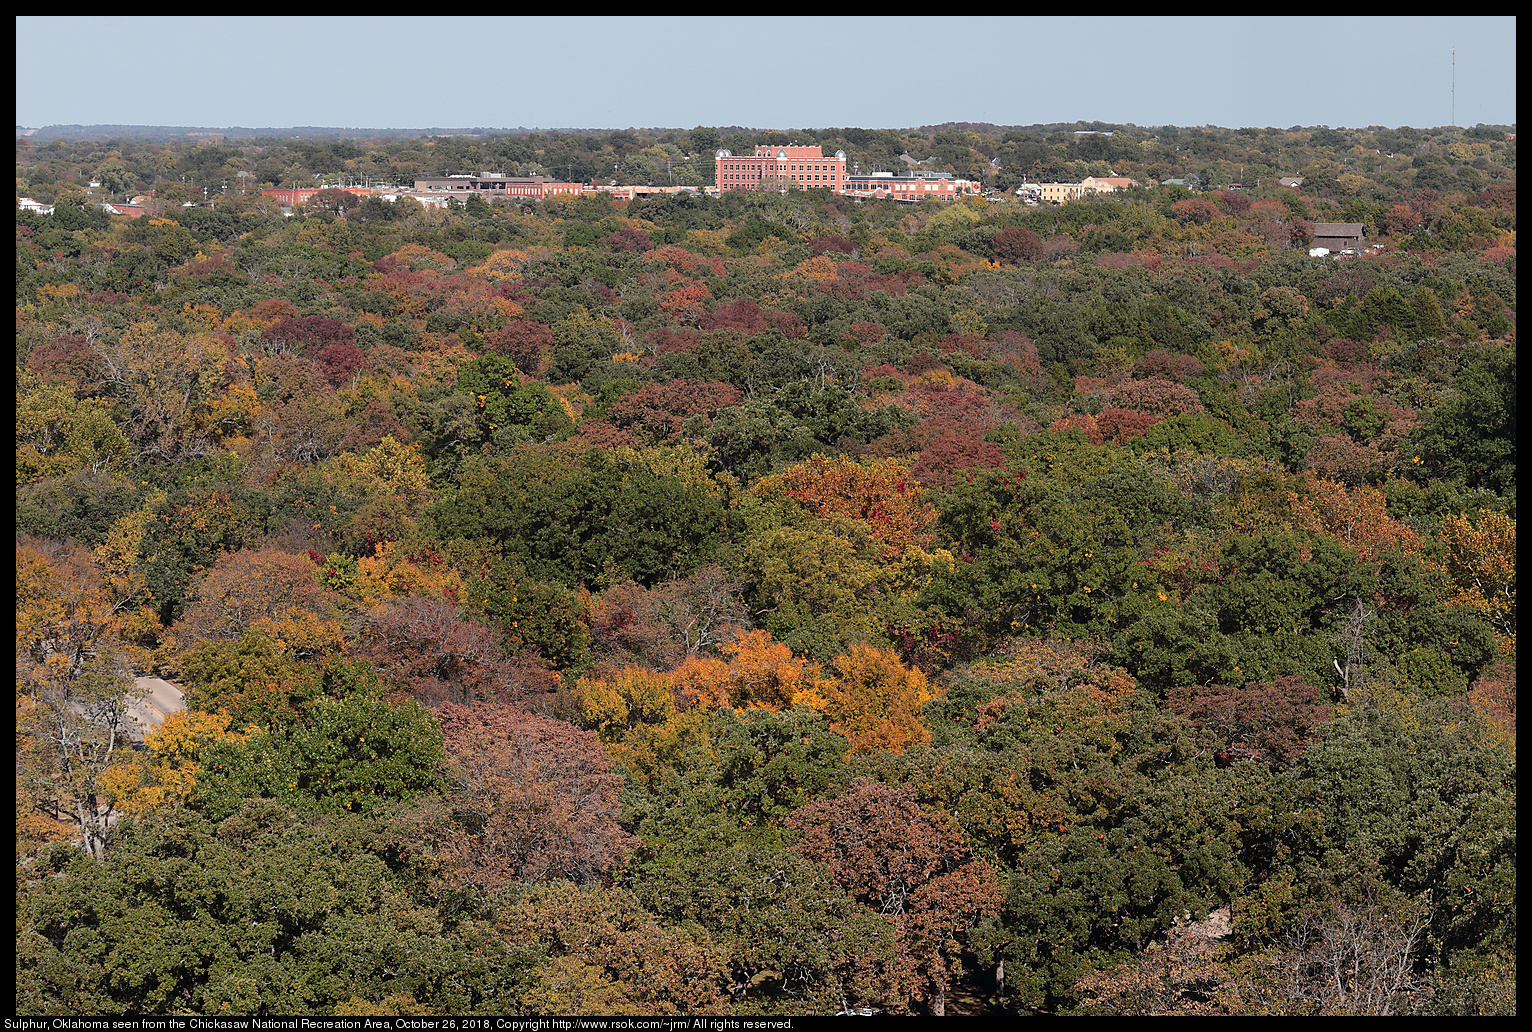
[1311,223,1365,251]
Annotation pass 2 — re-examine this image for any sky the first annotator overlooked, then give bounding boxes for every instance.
[16,17,1517,133]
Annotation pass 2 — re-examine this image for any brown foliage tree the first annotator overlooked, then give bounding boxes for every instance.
[172,548,335,649]
[430,703,637,897]
[358,595,556,706]
[789,778,1004,1015]
[990,225,1045,264]
[1108,377,1207,417]
[483,319,556,376]
[501,881,730,1015]
[1167,676,1330,767]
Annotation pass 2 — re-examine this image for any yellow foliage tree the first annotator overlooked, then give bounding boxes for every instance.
[96,710,250,817]
[352,540,466,607]
[474,248,532,282]
[811,643,938,755]
[390,242,458,272]
[578,667,676,743]
[1439,510,1516,657]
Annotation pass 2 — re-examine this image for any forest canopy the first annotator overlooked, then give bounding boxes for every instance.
[16,120,1516,1017]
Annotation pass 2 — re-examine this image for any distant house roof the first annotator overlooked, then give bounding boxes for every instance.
[1311,223,1364,237]
[1311,223,1365,250]
[1278,176,1305,188]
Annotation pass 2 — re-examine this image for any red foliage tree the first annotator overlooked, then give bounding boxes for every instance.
[259,315,353,357]
[1170,198,1222,225]
[358,595,556,706]
[846,321,888,349]
[659,282,713,326]
[788,778,1004,1015]
[1386,203,1424,237]
[25,335,107,386]
[763,308,808,339]
[313,342,370,387]
[483,319,556,376]
[1167,676,1330,767]
[173,547,335,647]
[990,225,1044,264]
[703,299,769,333]
[1108,377,1206,417]
[773,454,937,562]
[431,702,636,895]
[807,235,857,256]
[610,379,743,443]
[911,433,1007,491]
[599,227,653,253]
[1095,407,1160,443]
[646,326,702,355]
[1132,349,1205,382]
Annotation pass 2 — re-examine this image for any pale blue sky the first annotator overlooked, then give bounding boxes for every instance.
[16,16,1517,132]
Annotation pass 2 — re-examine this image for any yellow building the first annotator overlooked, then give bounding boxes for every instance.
[1035,176,1138,203]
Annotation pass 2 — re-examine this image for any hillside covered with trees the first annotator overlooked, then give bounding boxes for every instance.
[16,121,1516,1017]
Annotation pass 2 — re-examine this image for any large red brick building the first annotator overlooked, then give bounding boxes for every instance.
[714,144,848,193]
[713,144,978,201]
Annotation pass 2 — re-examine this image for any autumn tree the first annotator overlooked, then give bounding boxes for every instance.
[990,225,1044,264]
[1168,676,1331,767]
[1437,510,1516,658]
[671,629,818,712]
[357,594,552,707]
[809,644,939,755]
[738,455,950,658]
[499,882,729,1015]
[788,777,1005,1015]
[483,318,557,376]
[17,537,140,859]
[96,709,250,817]
[428,703,635,900]
[586,565,749,673]
[168,547,341,656]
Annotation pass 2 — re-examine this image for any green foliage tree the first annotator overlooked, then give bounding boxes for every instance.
[17,804,539,1015]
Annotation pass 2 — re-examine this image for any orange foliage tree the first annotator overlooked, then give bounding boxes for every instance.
[808,644,939,755]
[671,629,817,711]
[1287,479,1423,563]
[766,454,937,564]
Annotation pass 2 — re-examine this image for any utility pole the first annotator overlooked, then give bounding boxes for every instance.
[1452,46,1456,127]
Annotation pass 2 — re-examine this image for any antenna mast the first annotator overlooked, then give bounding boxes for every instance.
[1452,46,1456,126]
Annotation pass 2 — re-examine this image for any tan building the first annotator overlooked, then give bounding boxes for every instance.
[1035,176,1139,203]
[841,170,980,202]
[1036,181,1088,203]
[412,174,588,199]
[1081,176,1137,194]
